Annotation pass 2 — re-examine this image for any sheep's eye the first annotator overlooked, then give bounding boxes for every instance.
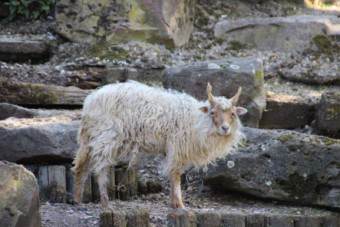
[210,111,215,115]
[231,112,236,117]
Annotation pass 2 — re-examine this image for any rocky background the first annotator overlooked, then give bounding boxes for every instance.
[0,0,339,226]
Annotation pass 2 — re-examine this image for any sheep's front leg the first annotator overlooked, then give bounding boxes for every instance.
[170,170,185,209]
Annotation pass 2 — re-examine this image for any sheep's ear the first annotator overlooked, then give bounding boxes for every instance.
[199,106,209,113]
[231,87,242,105]
[235,107,247,116]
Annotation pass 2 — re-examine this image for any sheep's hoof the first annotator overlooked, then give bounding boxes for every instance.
[171,200,185,209]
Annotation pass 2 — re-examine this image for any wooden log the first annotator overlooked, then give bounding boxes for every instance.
[167,209,340,227]
[115,165,138,200]
[167,209,197,227]
[0,80,91,106]
[100,208,149,227]
[38,165,67,203]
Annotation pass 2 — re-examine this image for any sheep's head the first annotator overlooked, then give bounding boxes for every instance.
[200,83,247,136]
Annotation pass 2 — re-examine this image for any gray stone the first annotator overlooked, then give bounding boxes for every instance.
[214,15,340,52]
[205,127,340,209]
[0,35,50,63]
[163,58,266,127]
[0,161,41,227]
[0,103,36,120]
[316,90,340,137]
[260,92,315,129]
[55,0,195,47]
[0,121,79,163]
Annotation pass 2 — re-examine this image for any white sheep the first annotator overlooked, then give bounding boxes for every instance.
[73,80,247,209]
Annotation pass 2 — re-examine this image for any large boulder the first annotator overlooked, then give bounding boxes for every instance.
[0,161,40,227]
[163,58,266,127]
[0,119,78,163]
[55,0,195,47]
[214,15,340,52]
[205,127,340,209]
[316,91,340,138]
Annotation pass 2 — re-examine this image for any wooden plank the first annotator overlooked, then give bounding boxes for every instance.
[38,165,67,203]
[0,80,91,106]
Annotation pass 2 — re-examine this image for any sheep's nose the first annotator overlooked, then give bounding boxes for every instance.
[221,126,229,133]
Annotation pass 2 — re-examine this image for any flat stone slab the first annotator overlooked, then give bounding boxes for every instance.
[0,34,51,63]
[0,118,79,163]
[214,15,340,52]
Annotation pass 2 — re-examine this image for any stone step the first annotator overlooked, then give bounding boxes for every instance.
[0,34,51,63]
[261,78,340,130]
[214,14,340,53]
[260,91,315,129]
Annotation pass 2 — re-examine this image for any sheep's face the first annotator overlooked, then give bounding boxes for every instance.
[200,83,247,136]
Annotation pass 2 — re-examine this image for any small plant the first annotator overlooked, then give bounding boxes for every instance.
[4,0,53,21]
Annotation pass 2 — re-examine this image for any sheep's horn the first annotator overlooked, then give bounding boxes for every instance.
[207,82,214,104]
[231,87,242,105]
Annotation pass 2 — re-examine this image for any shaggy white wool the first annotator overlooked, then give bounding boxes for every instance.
[77,80,244,175]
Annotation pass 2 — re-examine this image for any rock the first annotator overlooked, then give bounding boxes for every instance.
[168,207,340,227]
[0,103,36,120]
[0,35,51,63]
[0,80,91,106]
[260,92,315,129]
[0,103,81,120]
[205,127,340,209]
[0,120,79,163]
[316,91,340,138]
[0,161,41,227]
[55,0,195,47]
[100,207,149,227]
[163,57,266,127]
[214,15,340,52]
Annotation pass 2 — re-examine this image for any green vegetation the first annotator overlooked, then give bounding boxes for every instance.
[311,35,340,61]
[4,0,54,21]
[228,41,247,51]
[277,133,294,143]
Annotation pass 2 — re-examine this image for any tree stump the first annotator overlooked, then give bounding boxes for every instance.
[100,208,149,227]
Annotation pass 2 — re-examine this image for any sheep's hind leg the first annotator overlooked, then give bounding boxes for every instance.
[96,166,111,210]
[73,146,91,204]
